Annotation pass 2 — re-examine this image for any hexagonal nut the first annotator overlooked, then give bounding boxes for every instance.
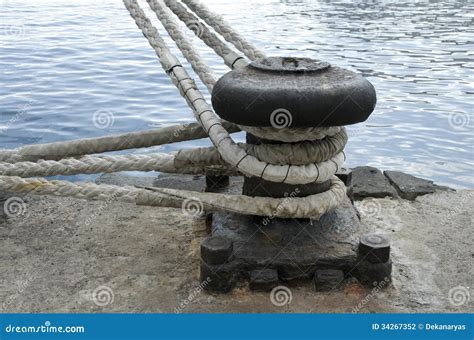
[200,261,239,293]
[355,259,392,286]
[200,236,233,265]
[358,233,390,264]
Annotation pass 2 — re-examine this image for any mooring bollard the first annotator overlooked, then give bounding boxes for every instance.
[212,56,376,200]
[200,56,385,291]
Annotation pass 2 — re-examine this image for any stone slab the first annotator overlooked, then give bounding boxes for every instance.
[384,170,451,201]
[352,166,398,200]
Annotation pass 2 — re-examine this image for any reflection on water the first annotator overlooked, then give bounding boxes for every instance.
[0,0,472,187]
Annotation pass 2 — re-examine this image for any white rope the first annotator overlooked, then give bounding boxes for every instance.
[181,0,266,61]
[0,175,346,219]
[0,0,350,221]
[0,121,240,163]
[147,0,216,92]
[0,130,346,177]
[162,0,248,69]
[124,0,341,185]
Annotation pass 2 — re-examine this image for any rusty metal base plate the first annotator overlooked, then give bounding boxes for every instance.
[202,195,365,292]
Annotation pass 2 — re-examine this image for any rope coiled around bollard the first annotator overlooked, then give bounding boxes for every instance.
[0,0,349,219]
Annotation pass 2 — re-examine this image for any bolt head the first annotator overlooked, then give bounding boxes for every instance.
[359,233,391,264]
[200,236,233,265]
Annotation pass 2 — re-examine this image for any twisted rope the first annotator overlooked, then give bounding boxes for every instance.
[181,0,266,60]
[0,121,240,163]
[163,0,248,69]
[0,130,346,177]
[0,0,349,220]
[125,0,342,185]
[0,175,346,219]
[147,0,216,92]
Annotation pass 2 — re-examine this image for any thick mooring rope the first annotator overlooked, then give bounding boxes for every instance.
[0,175,345,219]
[181,0,266,61]
[0,131,346,177]
[0,121,240,163]
[162,0,248,69]
[147,0,216,92]
[0,0,348,219]
[126,0,345,184]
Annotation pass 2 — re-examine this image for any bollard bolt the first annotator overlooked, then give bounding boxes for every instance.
[355,259,392,286]
[358,233,391,264]
[200,236,233,265]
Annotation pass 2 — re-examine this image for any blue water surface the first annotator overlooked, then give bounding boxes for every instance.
[0,0,473,187]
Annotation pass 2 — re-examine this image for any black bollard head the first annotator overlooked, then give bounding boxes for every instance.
[211,56,376,127]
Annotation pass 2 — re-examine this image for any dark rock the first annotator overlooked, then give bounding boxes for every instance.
[358,234,390,264]
[336,167,352,186]
[212,57,376,127]
[249,269,279,291]
[313,269,345,291]
[352,166,398,199]
[200,236,233,265]
[354,259,392,286]
[384,170,451,201]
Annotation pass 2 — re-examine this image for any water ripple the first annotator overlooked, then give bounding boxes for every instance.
[0,0,472,188]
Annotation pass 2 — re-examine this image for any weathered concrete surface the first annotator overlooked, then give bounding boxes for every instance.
[0,177,472,313]
[352,166,398,199]
[384,170,450,200]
